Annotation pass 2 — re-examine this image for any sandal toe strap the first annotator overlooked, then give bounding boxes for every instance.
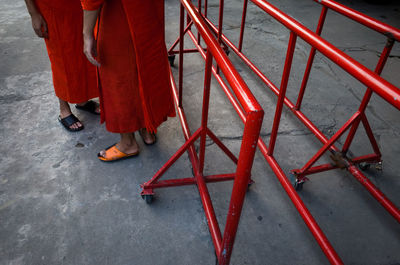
[61,114,80,126]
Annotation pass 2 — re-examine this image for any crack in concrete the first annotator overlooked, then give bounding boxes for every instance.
[0,91,53,103]
[318,56,399,135]
[338,46,400,59]
[202,128,314,147]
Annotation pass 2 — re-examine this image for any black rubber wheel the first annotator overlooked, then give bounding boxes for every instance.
[142,194,154,204]
[294,180,304,191]
[359,162,371,171]
[225,49,230,56]
[168,54,176,66]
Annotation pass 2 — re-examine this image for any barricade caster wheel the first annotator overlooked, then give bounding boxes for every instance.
[247,180,254,191]
[359,162,370,171]
[142,194,154,204]
[168,54,176,66]
[225,49,230,56]
[375,161,383,171]
[294,179,304,191]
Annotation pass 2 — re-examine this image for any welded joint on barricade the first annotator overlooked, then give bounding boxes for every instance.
[289,171,309,191]
[329,151,349,169]
[384,34,395,47]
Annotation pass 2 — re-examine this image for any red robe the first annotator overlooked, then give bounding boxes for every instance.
[81,0,175,133]
[35,0,98,103]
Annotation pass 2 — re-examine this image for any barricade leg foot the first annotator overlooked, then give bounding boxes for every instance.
[168,54,176,66]
[292,174,309,191]
[142,194,154,204]
[359,162,371,171]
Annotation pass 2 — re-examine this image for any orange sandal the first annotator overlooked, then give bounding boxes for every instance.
[98,144,139,162]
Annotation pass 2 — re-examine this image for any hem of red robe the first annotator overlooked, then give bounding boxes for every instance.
[102,111,175,134]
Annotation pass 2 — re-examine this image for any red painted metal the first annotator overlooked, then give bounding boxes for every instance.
[342,39,394,154]
[314,0,400,41]
[142,0,264,264]
[164,0,400,264]
[268,32,297,156]
[183,9,342,265]
[295,6,327,110]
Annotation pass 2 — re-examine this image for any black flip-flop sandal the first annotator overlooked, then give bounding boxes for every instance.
[75,100,100,115]
[58,114,84,132]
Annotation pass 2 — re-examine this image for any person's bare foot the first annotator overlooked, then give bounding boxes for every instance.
[76,100,100,114]
[59,99,82,130]
[139,128,156,145]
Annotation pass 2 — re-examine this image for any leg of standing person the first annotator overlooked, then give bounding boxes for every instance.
[25,0,99,132]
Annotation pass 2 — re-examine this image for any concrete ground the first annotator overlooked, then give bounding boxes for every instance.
[1,0,399,264]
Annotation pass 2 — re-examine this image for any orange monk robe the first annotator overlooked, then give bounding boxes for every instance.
[35,0,98,103]
[81,0,175,133]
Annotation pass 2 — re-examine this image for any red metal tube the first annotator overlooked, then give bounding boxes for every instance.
[238,0,249,52]
[250,0,400,110]
[194,164,223,256]
[197,0,202,44]
[141,128,202,191]
[168,21,194,54]
[342,39,394,154]
[258,141,344,265]
[216,0,224,74]
[187,28,342,264]
[295,112,360,175]
[144,174,235,189]
[178,3,185,108]
[199,51,214,174]
[295,6,328,110]
[206,127,238,164]
[219,110,264,265]
[181,0,263,114]
[169,63,200,168]
[348,165,400,222]
[314,0,400,41]
[268,32,297,156]
[360,114,382,156]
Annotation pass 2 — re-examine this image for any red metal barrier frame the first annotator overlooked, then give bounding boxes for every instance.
[168,0,400,264]
[141,1,264,264]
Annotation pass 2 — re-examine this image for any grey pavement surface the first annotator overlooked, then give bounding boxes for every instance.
[1,0,400,264]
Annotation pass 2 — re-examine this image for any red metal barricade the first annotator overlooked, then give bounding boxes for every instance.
[165,0,400,264]
[140,0,264,264]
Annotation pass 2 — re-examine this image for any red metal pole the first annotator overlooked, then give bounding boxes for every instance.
[268,32,297,156]
[342,38,394,154]
[168,21,194,54]
[219,110,264,265]
[348,165,400,222]
[216,0,224,75]
[250,0,400,111]
[360,114,382,156]
[295,6,328,110]
[258,141,344,265]
[206,128,238,164]
[186,29,343,264]
[199,50,213,174]
[141,128,202,192]
[195,167,223,256]
[238,0,249,52]
[294,112,360,175]
[178,3,185,108]
[197,0,202,44]
[314,0,400,41]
